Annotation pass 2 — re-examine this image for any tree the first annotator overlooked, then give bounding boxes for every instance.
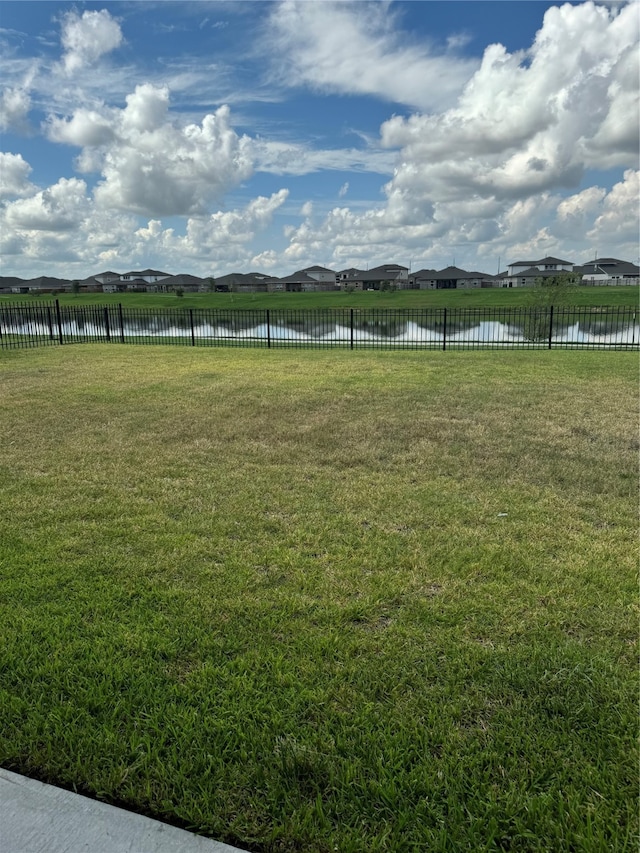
[175,287,184,298]
[71,280,80,295]
[207,276,216,292]
[523,272,580,341]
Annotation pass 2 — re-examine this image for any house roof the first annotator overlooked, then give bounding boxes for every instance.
[369,264,409,273]
[578,257,625,266]
[432,266,478,279]
[215,272,279,286]
[509,256,573,267]
[0,276,32,288]
[411,269,438,279]
[535,256,574,265]
[25,276,71,288]
[505,267,573,279]
[278,270,320,283]
[575,260,639,276]
[125,269,171,277]
[303,265,335,273]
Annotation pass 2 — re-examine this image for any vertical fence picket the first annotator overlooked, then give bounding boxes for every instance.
[55,300,63,344]
[118,304,125,343]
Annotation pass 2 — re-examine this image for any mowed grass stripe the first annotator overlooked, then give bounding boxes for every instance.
[1,283,639,309]
[0,346,637,852]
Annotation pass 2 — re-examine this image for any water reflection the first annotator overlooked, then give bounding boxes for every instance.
[2,314,638,346]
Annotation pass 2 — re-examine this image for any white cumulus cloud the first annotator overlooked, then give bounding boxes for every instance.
[61,9,123,74]
[0,152,35,199]
[264,0,478,111]
[5,177,90,231]
[46,84,255,217]
[0,87,31,131]
[587,169,640,251]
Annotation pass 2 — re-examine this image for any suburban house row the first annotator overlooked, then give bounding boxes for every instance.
[1,256,638,295]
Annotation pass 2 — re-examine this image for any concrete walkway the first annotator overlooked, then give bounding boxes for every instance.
[0,769,247,853]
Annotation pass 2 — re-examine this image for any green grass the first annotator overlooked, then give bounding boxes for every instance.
[1,284,639,310]
[0,346,637,852]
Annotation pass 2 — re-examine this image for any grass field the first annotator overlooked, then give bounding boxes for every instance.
[0,345,638,852]
[1,284,639,310]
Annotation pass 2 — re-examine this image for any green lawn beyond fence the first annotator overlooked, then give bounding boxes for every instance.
[1,300,638,350]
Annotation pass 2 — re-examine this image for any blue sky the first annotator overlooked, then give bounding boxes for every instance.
[1,0,638,278]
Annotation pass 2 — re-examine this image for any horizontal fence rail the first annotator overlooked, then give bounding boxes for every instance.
[1,301,638,352]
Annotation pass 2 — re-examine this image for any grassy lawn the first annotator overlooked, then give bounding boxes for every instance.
[0,345,637,852]
[1,284,638,310]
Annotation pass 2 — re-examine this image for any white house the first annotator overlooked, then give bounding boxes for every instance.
[506,256,574,277]
[119,269,171,284]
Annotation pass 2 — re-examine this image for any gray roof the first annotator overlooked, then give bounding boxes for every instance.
[215,272,279,287]
[575,260,639,276]
[278,270,319,283]
[126,268,171,277]
[369,264,409,273]
[411,268,438,278]
[432,266,479,279]
[505,267,575,279]
[509,256,573,267]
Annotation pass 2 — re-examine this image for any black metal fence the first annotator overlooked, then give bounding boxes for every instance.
[1,301,638,352]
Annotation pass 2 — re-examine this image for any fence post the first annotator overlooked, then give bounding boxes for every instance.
[47,305,54,340]
[350,308,354,350]
[55,299,63,344]
[442,307,447,351]
[266,309,271,348]
[118,303,125,343]
[190,309,195,346]
[548,305,554,350]
[103,306,111,343]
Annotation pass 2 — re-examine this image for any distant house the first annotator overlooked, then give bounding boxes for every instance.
[573,258,639,284]
[215,272,278,293]
[336,264,410,290]
[506,256,573,277]
[79,276,106,293]
[93,271,121,285]
[157,274,204,293]
[411,266,493,289]
[496,267,581,288]
[0,276,30,294]
[7,276,71,294]
[119,269,171,285]
[275,266,338,292]
[92,269,172,292]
